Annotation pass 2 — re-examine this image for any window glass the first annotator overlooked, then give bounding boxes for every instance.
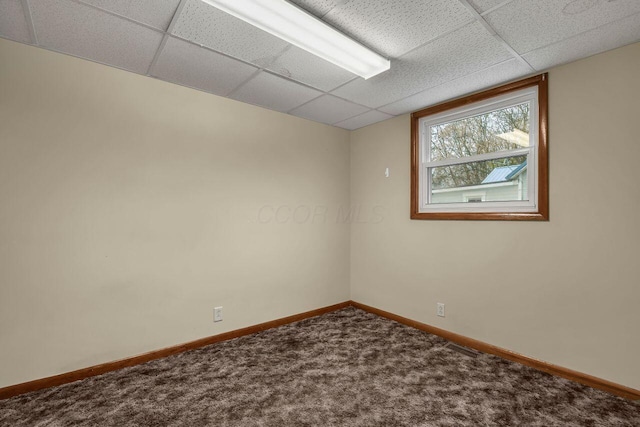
[429,102,530,162]
[430,155,528,204]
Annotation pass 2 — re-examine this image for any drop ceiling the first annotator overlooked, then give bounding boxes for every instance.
[1,0,639,130]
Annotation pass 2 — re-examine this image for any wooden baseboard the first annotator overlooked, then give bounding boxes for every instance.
[0,301,351,401]
[351,301,640,401]
[3,300,638,402]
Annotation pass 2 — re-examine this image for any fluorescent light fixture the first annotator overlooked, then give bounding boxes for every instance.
[201,0,390,79]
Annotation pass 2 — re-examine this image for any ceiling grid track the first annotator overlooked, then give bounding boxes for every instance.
[522,9,640,60]
[21,0,37,45]
[480,0,517,17]
[146,35,170,78]
[285,76,362,116]
[225,44,295,98]
[373,56,525,114]
[145,0,189,77]
[318,0,351,19]
[457,0,534,71]
[70,0,164,33]
[392,19,476,61]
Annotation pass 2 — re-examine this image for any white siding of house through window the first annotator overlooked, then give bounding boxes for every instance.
[431,172,528,204]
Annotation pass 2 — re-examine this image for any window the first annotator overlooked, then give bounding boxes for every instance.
[411,74,548,220]
[464,193,485,203]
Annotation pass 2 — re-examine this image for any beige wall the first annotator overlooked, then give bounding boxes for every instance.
[2,35,639,391]
[350,42,640,389]
[0,39,350,388]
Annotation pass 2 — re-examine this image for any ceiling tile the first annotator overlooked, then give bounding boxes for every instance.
[334,110,393,130]
[171,0,289,65]
[289,0,344,17]
[322,0,474,58]
[523,13,640,71]
[151,37,257,97]
[468,0,511,14]
[8,0,640,132]
[484,0,640,54]
[378,59,532,116]
[332,22,513,109]
[29,0,163,74]
[229,72,322,113]
[78,0,181,31]
[289,95,369,125]
[0,0,31,44]
[266,45,356,91]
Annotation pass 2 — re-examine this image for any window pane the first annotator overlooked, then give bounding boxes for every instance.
[430,102,530,161]
[430,156,528,204]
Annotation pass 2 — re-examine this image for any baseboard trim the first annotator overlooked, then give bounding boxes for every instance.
[351,301,640,401]
[3,300,638,401]
[0,301,351,401]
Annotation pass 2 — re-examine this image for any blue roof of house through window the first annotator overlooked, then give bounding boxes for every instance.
[481,161,527,184]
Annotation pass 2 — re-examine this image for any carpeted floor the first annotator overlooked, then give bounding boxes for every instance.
[1,307,638,426]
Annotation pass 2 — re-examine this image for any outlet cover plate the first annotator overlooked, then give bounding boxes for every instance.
[214,306,223,322]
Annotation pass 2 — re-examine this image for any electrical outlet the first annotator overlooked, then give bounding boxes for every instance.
[437,303,445,317]
[214,306,223,322]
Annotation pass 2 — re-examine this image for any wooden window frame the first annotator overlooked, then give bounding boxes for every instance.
[410,74,549,221]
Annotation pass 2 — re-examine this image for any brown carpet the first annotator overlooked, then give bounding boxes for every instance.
[1,307,638,426]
